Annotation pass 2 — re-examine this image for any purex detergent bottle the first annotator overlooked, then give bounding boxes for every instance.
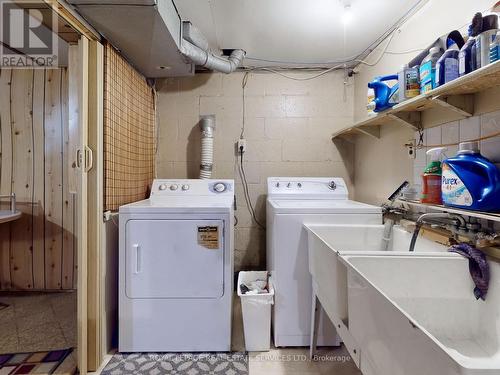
[442,141,500,212]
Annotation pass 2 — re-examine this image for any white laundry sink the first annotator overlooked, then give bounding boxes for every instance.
[304,223,449,366]
[0,210,21,224]
[343,254,500,375]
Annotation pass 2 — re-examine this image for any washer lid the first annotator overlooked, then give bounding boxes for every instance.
[268,199,382,214]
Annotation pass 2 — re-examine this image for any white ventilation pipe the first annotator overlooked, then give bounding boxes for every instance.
[199,115,216,179]
[181,22,245,74]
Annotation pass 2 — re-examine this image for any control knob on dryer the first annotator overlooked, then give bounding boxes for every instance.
[214,183,226,193]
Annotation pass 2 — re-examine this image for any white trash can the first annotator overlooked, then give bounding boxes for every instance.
[237,271,274,352]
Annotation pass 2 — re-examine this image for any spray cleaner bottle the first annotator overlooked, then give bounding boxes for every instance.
[421,147,447,204]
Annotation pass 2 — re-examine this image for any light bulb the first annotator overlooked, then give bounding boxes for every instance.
[342,5,352,25]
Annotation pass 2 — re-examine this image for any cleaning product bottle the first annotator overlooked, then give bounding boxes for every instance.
[398,64,420,101]
[490,30,500,63]
[476,14,499,68]
[367,75,400,112]
[367,87,376,115]
[459,25,477,76]
[470,12,484,71]
[442,142,500,212]
[435,39,460,87]
[421,147,447,204]
[419,47,443,94]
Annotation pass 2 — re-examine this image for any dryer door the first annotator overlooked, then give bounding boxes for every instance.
[125,219,224,299]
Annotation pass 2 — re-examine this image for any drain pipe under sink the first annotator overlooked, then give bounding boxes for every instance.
[199,115,216,179]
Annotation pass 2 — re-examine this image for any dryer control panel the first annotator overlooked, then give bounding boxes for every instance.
[150,179,234,198]
[267,177,348,200]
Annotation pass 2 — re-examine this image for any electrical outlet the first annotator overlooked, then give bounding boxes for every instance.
[237,138,247,154]
[405,139,417,159]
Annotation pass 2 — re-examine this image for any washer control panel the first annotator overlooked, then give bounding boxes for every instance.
[150,179,234,198]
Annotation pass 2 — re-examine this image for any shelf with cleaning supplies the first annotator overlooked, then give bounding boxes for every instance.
[332,59,500,141]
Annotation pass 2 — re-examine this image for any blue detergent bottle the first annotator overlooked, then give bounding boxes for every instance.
[436,39,460,87]
[459,25,477,76]
[442,141,500,212]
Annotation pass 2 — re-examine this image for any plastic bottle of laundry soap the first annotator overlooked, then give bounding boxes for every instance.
[419,47,443,94]
[490,30,500,63]
[442,142,500,212]
[436,40,460,87]
[459,26,477,76]
[421,147,447,204]
[398,64,420,101]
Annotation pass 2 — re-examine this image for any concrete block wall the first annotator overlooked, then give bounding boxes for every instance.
[413,110,500,194]
[155,71,354,271]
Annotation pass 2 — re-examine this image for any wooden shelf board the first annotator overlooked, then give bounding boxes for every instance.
[397,199,500,223]
[333,60,500,140]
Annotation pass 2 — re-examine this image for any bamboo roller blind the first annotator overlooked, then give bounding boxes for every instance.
[104,44,155,211]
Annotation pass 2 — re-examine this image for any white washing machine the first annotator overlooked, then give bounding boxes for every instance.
[119,179,234,352]
[267,177,382,347]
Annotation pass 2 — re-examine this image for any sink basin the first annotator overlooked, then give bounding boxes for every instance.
[344,255,500,375]
[304,223,449,366]
[0,210,21,224]
[306,223,446,254]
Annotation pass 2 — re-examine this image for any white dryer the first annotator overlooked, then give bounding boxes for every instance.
[266,177,382,347]
[119,179,234,352]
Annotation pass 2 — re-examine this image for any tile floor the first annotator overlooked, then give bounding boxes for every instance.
[0,291,77,374]
[91,295,361,375]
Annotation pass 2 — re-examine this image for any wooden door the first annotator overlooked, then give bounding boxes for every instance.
[76,36,89,375]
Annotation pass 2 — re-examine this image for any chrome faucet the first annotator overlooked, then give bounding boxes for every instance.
[0,193,16,212]
[409,212,467,252]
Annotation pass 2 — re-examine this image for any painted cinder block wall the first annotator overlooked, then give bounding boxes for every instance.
[155,71,354,270]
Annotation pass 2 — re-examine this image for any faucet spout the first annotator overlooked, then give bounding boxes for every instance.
[409,212,466,252]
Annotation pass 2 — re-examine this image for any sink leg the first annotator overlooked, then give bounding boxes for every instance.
[310,289,320,361]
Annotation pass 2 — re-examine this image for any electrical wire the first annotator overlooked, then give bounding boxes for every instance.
[238,150,265,230]
[258,65,346,80]
[242,23,398,70]
[419,131,500,149]
[237,71,265,230]
[240,71,249,138]
[243,4,494,70]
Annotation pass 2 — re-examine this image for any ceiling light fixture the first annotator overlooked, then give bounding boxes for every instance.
[342,4,352,25]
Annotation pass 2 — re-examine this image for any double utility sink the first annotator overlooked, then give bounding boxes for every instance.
[305,224,499,375]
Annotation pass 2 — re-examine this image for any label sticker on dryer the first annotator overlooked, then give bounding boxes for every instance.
[197,226,219,249]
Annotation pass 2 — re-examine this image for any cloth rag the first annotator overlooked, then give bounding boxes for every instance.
[448,243,490,301]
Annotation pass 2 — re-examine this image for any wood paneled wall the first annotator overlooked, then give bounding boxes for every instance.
[0,68,76,290]
[103,43,155,211]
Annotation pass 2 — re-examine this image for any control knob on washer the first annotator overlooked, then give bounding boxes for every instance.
[170,184,178,191]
